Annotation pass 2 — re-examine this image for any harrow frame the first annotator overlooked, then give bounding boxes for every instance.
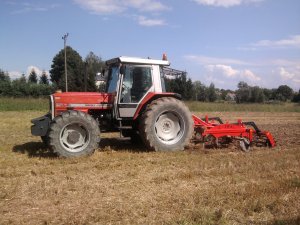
[192,115,276,151]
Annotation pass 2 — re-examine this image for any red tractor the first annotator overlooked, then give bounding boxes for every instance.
[31,56,194,157]
[31,55,275,157]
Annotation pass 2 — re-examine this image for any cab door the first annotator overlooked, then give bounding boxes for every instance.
[117,65,153,118]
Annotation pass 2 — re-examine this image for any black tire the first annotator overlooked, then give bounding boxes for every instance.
[48,110,100,158]
[139,97,193,151]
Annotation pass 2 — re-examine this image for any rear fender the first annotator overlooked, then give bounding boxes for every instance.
[133,92,181,120]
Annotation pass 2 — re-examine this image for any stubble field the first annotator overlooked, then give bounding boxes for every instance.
[0,109,299,225]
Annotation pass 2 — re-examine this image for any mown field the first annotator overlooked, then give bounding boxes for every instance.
[0,99,299,224]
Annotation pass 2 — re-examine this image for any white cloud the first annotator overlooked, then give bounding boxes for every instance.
[184,55,250,66]
[73,0,169,26]
[192,0,263,8]
[278,67,300,86]
[279,67,294,80]
[26,66,42,76]
[73,0,169,14]
[8,71,22,80]
[268,59,300,67]
[8,66,49,80]
[205,64,261,82]
[241,69,261,81]
[73,0,124,14]
[138,16,166,26]
[10,2,60,14]
[252,35,300,49]
[185,54,299,89]
[125,0,169,12]
[206,64,239,77]
[293,79,300,84]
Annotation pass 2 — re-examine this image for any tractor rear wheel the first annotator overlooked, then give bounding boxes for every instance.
[49,110,100,158]
[139,97,193,151]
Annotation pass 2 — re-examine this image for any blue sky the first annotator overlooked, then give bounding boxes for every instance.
[0,0,299,90]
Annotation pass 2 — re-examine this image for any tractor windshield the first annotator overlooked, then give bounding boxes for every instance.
[106,66,119,93]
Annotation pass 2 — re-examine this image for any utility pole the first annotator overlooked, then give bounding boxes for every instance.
[84,62,88,92]
[62,33,69,92]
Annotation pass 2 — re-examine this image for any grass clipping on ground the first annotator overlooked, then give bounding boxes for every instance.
[0,111,300,225]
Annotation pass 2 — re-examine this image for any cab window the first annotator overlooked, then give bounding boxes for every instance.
[120,66,152,103]
[106,66,119,93]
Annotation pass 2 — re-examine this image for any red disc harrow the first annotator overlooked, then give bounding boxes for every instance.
[192,115,276,151]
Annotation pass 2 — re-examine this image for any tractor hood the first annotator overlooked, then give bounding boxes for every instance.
[51,92,114,117]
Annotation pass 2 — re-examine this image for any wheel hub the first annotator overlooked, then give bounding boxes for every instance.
[67,131,80,144]
[60,123,89,152]
[162,121,172,132]
[155,112,183,144]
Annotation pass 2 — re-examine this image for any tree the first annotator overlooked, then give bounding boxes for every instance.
[250,86,265,103]
[207,83,217,102]
[220,89,230,101]
[185,76,193,100]
[262,88,274,101]
[84,52,105,91]
[20,73,27,83]
[40,70,49,85]
[50,46,84,91]
[11,77,29,97]
[292,89,300,103]
[0,69,10,82]
[192,81,207,101]
[0,69,12,96]
[236,81,251,103]
[28,69,38,83]
[165,72,193,100]
[275,85,293,102]
[193,81,201,101]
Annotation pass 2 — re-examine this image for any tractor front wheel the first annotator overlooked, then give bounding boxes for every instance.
[139,97,193,151]
[49,110,100,158]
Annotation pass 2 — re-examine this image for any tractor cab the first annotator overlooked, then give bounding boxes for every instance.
[105,56,170,119]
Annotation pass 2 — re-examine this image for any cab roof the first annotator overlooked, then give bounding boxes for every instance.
[106,56,170,66]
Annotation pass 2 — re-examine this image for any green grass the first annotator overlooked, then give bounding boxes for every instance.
[0,97,48,111]
[1,97,299,112]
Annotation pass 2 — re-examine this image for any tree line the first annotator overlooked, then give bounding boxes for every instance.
[0,47,104,97]
[0,69,54,97]
[1,46,299,103]
[166,75,299,103]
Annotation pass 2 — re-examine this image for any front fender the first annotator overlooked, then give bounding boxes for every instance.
[31,113,51,136]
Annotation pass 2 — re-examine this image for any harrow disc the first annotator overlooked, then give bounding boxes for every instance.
[239,138,251,152]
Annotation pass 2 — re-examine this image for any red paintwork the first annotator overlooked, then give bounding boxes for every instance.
[53,92,114,117]
[260,131,276,147]
[192,114,276,148]
[133,92,180,120]
[50,91,276,148]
